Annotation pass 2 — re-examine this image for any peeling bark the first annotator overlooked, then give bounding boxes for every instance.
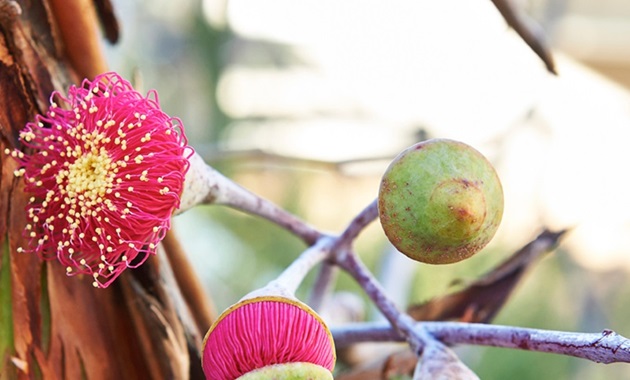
[0,1,209,379]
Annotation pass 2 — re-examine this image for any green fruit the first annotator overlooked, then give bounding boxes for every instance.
[237,362,333,380]
[378,138,503,264]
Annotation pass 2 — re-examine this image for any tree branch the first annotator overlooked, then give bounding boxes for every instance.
[331,321,630,364]
[178,152,322,245]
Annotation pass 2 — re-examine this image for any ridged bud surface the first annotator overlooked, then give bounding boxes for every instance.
[202,296,335,379]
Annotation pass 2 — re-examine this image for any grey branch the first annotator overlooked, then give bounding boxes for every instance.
[332,321,630,364]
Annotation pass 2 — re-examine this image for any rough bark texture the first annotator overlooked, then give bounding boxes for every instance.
[0,1,210,379]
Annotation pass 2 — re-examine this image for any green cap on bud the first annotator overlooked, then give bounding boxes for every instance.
[237,362,333,380]
[378,138,503,264]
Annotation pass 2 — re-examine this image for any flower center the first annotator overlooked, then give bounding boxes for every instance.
[55,129,116,205]
[64,147,114,201]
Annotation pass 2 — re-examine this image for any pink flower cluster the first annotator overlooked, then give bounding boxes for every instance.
[8,72,191,288]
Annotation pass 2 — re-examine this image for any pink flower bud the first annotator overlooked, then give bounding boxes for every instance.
[202,296,336,380]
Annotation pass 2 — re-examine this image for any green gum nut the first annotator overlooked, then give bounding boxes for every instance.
[378,138,504,264]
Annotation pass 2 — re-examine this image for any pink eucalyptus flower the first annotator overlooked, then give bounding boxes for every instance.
[7,72,191,288]
[202,296,336,380]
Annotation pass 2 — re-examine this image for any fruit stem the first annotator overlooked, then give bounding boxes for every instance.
[308,199,378,310]
[335,199,378,250]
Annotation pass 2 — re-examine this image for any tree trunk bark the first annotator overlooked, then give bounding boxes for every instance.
[0,1,212,379]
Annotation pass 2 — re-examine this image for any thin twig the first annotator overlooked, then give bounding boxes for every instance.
[197,146,396,174]
[308,199,378,310]
[308,262,338,312]
[335,251,407,332]
[490,0,557,74]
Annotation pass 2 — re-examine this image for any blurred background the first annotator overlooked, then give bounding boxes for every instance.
[106,0,630,378]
